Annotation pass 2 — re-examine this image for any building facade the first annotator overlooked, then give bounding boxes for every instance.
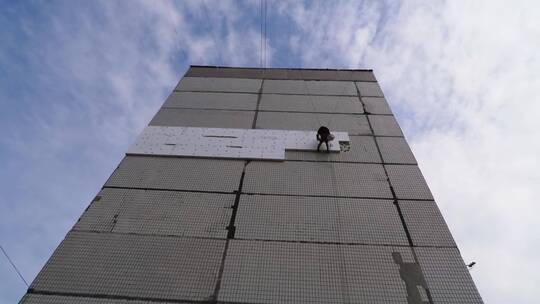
[20,66,483,303]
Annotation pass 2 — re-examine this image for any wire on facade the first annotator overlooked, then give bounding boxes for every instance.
[0,244,29,287]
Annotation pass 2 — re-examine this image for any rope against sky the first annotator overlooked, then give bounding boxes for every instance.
[260,0,268,68]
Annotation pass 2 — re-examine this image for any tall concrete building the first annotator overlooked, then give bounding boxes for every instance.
[21,66,483,303]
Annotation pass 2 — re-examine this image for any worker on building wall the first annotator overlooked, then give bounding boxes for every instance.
[317,126,335,153]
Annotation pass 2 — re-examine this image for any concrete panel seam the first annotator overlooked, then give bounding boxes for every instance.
[282,159,422,165]
[26,289,244,304]
[213,160,249,301]
[251,79,264,129]
[354,81,435,303]
[161,107,383,115]
[102,186,235,195]
[161,106,255,112]
[66,229,228,242]
[231,238,420,247]
[174,89,358,97]
[239,192,432,201]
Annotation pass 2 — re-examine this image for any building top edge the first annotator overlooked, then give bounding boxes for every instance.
[189,65,373,72]
[186,66,377,82]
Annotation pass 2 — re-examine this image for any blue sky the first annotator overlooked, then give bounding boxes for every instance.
[1,1,539,303]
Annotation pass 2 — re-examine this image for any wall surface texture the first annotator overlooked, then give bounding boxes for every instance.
[20,66,483,304]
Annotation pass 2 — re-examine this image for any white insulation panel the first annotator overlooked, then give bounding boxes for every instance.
[127,126,350,160]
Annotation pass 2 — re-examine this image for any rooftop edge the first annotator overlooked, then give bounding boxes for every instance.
[185,65,377,82]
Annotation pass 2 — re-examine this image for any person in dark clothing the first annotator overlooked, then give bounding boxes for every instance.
[316,126,334,152]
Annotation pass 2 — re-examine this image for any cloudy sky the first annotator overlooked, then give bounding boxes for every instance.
[1,0,539,303]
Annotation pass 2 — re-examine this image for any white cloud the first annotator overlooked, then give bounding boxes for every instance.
[277,0,381,68]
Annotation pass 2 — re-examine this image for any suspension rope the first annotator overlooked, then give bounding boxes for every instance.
[202,0,222,65]
[260,0,263,68]
[264,0,268,68]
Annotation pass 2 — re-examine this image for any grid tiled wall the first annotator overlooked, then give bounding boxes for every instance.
[21,67,483,304]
